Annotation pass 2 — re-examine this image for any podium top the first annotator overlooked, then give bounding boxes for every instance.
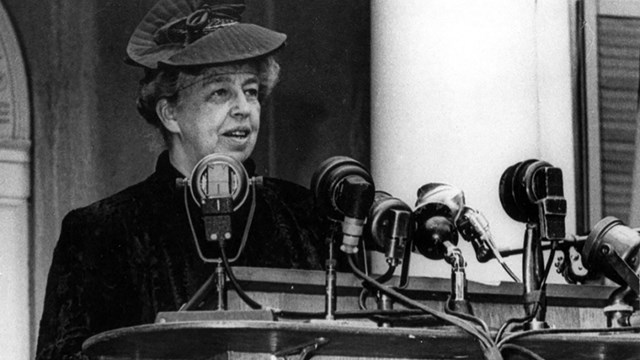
[83,319,640,360]
[84,320,484,359]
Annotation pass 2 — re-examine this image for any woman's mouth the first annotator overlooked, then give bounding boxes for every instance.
[222,128,250,139]
[220,128,254,150]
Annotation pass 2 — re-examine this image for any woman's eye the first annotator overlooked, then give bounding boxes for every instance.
[208,88,229,101]
[244,88,259,99]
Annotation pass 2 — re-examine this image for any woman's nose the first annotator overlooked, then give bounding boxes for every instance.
[230,91,251,117]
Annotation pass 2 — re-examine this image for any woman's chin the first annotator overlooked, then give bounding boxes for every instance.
[208,148,252,164]
[214,138,256,162]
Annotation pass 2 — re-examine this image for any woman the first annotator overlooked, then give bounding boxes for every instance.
[36,1,328,359]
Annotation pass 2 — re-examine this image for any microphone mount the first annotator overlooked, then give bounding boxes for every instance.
[311,156,375,254]
[311,156,375,320]
[499,159,567,330]
[182,153,253,311]
[366,191,413,268]
[413,183,472,314]
[189,153,250,260]
[363,191,413,325]
[499,159,567,241]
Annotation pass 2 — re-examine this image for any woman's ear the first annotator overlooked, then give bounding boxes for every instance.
[156,99,181,135]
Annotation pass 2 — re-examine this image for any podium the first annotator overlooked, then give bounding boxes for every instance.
[85,321,485,359]
[83,267,640,360]
[83,319,640,360]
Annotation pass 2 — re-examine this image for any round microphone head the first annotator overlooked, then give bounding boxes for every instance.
[413,183,462,260]
[189,153,250,211]
[414,211,457,260]
[582,216,640,286]
[498,159,551,223]
[366,191,412,252]
[310,156,374,220]
[414,183,465,219]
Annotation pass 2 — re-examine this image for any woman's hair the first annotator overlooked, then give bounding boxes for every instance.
[136,55,280,144]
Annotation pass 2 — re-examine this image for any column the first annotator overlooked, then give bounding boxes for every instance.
[370,0,575,283]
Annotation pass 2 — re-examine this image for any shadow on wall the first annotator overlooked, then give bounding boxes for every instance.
[95,0,165,194]
[259,0,371,186]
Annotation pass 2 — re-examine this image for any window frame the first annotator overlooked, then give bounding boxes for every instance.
[580,0,640,231]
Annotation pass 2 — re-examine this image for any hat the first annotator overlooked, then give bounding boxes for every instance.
[126,0,287,69]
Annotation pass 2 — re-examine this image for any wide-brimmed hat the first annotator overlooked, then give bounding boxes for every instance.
[126,0,287,69]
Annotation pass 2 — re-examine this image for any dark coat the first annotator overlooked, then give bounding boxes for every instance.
[36,152,328,360]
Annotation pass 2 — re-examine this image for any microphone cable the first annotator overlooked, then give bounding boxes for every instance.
[485,237,521,283]
[217,180,262,309]
[218,234,263,309]
[494,241,558,342]
[499,343,547,360]
[358,264,396,310]
[183,180,252,263]
[347,254,503,360]
[443,296,491,334]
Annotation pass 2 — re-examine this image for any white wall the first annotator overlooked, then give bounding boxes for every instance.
[0,148,31,359]
[371,0,575,284]
[0,1,32,358]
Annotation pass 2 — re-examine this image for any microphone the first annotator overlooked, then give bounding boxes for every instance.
[362,191,413,318]
[180,153,256,312]
[582,217,640,294]
[581,216,640,327]
[413,182,472,314]
[413,183,464,260]
[457,205,522,282]
[311,156,375,254]
[456,206,493,263]
[499,159,567,241]
[498,159,566,330]
[411,182,495,263]
[188,153,250,262]
[365,191,412,267]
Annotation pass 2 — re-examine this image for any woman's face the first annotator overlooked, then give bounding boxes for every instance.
[171,63,261,169]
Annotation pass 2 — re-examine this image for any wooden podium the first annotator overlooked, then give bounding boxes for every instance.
[83,319,640,360]
[82,267,640,360]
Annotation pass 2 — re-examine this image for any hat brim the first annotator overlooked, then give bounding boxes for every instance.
[126,0,287,69]
[163,24,286,67]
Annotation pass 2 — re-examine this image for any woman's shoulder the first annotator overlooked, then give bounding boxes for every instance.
[67,179,152,223]
[59,173,170,243]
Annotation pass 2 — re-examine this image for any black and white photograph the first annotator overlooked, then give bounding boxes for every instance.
[2,0,640,359]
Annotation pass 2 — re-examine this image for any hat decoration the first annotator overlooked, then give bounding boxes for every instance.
[126,0,286,69]
[154,4,244,46]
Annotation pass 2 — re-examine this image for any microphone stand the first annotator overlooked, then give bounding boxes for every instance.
[179,261,227,311]
[324,221,341,320]
[369,265,398,328]
[522,223,548,330]
[604,286,635,328]
[214,262,227,310]
[167,156,267,321]
[175,172,235,312]
[443,241,472,315]
[198,193,234,311]
[180,191,233,312]
[380,246,412,325]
